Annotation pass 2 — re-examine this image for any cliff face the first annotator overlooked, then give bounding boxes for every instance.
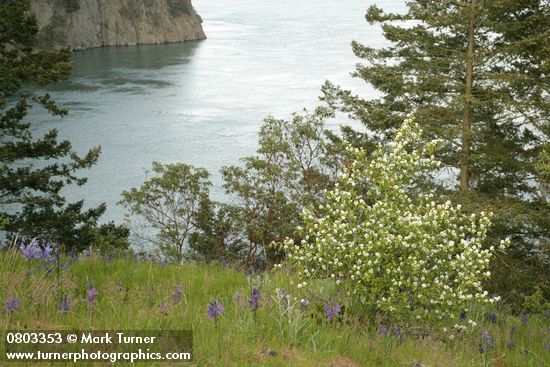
[30,0,206,50]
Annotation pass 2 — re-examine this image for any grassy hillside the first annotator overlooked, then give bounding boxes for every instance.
[0,248,548,366]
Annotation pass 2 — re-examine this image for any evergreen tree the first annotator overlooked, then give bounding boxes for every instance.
[188,201,247,265]
[0,0,105,249]
[321,0,550,304]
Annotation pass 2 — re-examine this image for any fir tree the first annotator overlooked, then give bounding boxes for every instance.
[321,0,550,304]
[0,0,105,249]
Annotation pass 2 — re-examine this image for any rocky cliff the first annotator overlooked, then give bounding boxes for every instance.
[30,0,206,50]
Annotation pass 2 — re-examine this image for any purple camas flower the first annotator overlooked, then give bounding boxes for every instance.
[83,284,98,304]
[172,285,184,304]
[480,330,495,355]
[207,300,224,320]
[20,239,43,260]
[248,288,262,312]
[43,245,56,263]
[61,263,68,271]
[324,302,341,320]
[481,330,493,347]
[59,294,70,313]
[521,311,528,325]
[300,299,309,311]
[19,240,58,264]
[487,312,497,323]
[5,296,21,312]
[459,310,467,320]
[378,325,388,336]
[324,303,332,319]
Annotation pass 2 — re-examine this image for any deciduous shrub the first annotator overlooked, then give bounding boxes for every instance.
[282,115,509,322]
[121,162,211,262]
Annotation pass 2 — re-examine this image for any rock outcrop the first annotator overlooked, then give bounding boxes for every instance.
[30,0,206,50]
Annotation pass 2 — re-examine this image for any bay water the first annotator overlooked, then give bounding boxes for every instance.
[28,0,405,224]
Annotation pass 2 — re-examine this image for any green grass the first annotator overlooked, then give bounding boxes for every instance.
[0,248,548,366]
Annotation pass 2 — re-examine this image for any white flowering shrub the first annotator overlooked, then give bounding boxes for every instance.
[282,115,509,322]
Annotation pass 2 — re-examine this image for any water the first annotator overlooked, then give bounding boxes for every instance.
[28,0,406,224]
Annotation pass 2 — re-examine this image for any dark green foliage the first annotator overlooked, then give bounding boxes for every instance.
[167,0,193,16]
[0,214,8,230]
[221,107,342,270]
[539,143,550,199]
[88,221,130,254]
[0,1,71,98]
[188,202,247,266]
[0,0,105,250]
[11,200,106,251]
[321,0,550,305]
[522,287,550,314]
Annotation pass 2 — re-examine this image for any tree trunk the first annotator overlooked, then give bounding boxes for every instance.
[460,1,476,193]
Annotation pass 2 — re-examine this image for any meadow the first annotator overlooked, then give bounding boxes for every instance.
[0,244,548,367]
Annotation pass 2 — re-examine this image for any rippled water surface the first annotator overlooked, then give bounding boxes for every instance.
[29,0,406,223]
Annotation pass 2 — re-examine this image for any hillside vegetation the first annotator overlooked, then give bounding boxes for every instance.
[1,248,548,366]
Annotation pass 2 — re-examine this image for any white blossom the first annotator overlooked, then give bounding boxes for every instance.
[280,115,508,322]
